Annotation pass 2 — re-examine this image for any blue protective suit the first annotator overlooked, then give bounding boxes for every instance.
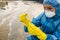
[24,0,60,40]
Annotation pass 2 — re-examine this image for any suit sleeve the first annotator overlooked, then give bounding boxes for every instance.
[46,24,60,40]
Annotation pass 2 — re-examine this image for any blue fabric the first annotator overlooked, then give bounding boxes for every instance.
[24,0,60,40]
[46,34,57,40]
[27,35,39,40]
[24,26,28,32]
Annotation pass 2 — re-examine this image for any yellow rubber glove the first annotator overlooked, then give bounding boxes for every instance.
[19,13,47,40]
